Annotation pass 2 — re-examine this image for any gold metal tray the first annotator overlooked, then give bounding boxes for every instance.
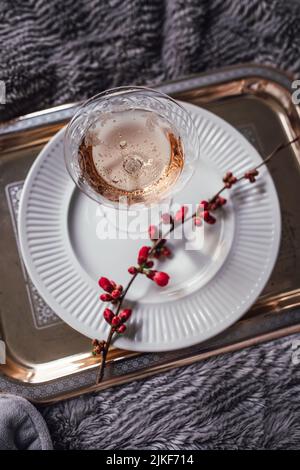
[1,65,300,404]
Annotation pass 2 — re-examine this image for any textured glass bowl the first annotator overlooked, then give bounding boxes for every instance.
[64,86,200,209]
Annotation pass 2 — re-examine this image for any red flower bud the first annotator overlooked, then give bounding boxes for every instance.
[148,225,159,240]
[200,200,209,210]
[138,246,151,265]
[98,277,114,293]
[223,171,237,188]
[161,247,171,257]
[145,260,154,268]
[117,324,127,334]
[203,211,216,224]
[203,210,210,222]
[194,217,202,226]
[111,316,121,327]
[128,266,138,275]
[207,216,216,225]
[217,196,227,206]
[100,293,112,302]
[146,270,155,280]
[245,169,259,183]
[103,308,114,324]
[152,271,170,287]
[223,171,232,182]
[174,205,188,223]
[119,309,132,322]
[161,213,173,224]
[111,289,121,299]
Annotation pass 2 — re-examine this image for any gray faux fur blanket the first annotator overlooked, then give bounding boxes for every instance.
[42,335,300,450]
[0,0,300,120]
[1,0,300,450]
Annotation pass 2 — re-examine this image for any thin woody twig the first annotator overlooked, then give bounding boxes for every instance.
[94,135,299,384]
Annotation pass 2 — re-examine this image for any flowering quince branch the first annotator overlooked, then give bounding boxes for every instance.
[93,135,299,384]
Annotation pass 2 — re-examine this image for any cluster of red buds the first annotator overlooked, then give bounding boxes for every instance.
[195,200,215,225]
[92,339,106,356]
[103,307,132,333]
[209,196,227,211]
[223,171,237,188]
[98,277,123,302]
[98,276,132,335]
[153,239,172,260]
[161,205,189,226]
[244,169,259,183]
[159,206,189,227]
[128,245,170,287]
[194,196,227,226]
[148,226,172,259]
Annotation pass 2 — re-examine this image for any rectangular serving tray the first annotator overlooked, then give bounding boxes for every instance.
[0,64,300,404]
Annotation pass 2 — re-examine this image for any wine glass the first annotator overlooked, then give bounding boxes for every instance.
[64,86,200,231]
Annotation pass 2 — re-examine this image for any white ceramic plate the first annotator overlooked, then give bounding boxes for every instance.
[18,102,281,351]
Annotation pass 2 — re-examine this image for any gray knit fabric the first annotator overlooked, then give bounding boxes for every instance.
[1,0,300,450]
[0,394,52,450]
[1,0,300,120]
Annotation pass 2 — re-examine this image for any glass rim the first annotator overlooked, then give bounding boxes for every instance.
[67,85,188,127]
